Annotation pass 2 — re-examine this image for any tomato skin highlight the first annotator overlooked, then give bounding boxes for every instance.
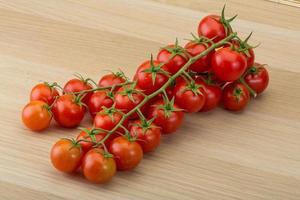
[211,47,247,82]
[222,82,250,111]
[22,100,52,131]
[198,15,226,42]
[52,94,85,128]
[244,63,269,94]
[63,79,92,104]
[30,83,59,105]
[109,136,143,171]
[129,120,161,153]
[50,139,83,173]
[88,91,114,118]
[82,148,116,183]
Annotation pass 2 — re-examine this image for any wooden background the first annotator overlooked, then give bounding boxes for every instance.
[0,0,300,199]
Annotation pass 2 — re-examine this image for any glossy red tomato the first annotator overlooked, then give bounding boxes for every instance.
[63,78,92,104]
[196,77,222,112]
[50,139,83,173]
[157,44,188,75]
[30,83,59,105]
[98,72,126,89]
[82,148,116,183]
[114,85,145,119]
[88,90,114,118]
[129,119,161,153]
[222,82,250,111]
[185,41,213,72]
[244,63,269,94]
[22,100,52,131]
[198,15,226,42]
[211,47,247,81]
[76,128,108,153]
[52,94,85,128]
[109,136,143,171]
[147,99,184,134]
[134,60,168,95]
[173,79,206,113]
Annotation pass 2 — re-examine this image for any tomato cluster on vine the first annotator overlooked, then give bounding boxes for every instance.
[21,7,269,184]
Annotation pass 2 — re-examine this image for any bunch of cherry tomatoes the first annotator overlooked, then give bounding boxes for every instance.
[22,7,269,184]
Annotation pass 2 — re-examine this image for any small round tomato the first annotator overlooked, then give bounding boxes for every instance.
[185,40,213,72]
[30,83,59,105]
[63,78,92,104]
[88,90,114,118]
[76,128,108,153]
[147,99,184,134]
[109,136,143,171]
[134,60,168,95]
[157,44,188,75]
[173,79,206,113]
[211,47,247,82]
[198,15,226,42]
[52,94,85,128]
[244,63,269,94]
[222,82,250,111]
[82,148,116,183]
[50,138,83,173]
[196,77,222,112]
[129,119,161,153]
[114,85,145,119]
[98,72,126,89]
[22,100,52,131]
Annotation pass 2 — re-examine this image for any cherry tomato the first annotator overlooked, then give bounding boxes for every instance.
[82,148,116,183]
[50,138,83,173]
[147,99,184,134]
[30,83,59,105]
[109,136,143,171]
[129,119,161,153]
[222,82,250,111]
[244,63,269,94]
[63,78,92,104]
[52,94,85,128]
[185,41,213,72]
[211,47,247,81]
[88,90,114,118]
[134,60,168,95]
[22,100,52,131]
[157,44,188,75]
[173,79,206,113]
[198,15,226,42]
[76,129,108,153]
[98,72,126,89]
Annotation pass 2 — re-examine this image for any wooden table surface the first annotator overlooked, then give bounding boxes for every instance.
[1,0,300,199]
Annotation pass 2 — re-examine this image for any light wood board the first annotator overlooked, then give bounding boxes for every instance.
[0,0,300,199]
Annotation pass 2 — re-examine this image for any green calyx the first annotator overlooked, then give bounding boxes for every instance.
[233,87,243,102]
[185,81,203,96]
[158,98,183,118]
[143,55,170,85]
[248,66,258,74]
[119,83,142,103]
[163,38,188,60]
[220,5,237,36]
[190,33,214,47]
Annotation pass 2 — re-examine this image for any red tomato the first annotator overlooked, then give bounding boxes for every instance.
[196,77,222,112]
[63,78,92,104]
[114,85,145,119]
[211,47,247,81]
[147,99,184,134]
[22,100,52,131]
[129,119,161,153]
[134,60,168,95]
[76,128,108,153]
[222,82,250,111]
[50,138,83,173]
[198,15,226,42]
[98,72,126,89]
[109,136,143,171]
[185,41,213,72]
[82,148,116,183]
[173,79,206,113]
[52,94,85,128]
[245,48,255,68]
[88,90,114,118]
[244,63,269,94]
[30,83,59,105]
[157,44,188,75]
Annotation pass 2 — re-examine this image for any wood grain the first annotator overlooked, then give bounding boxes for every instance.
[0,0,300,199]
